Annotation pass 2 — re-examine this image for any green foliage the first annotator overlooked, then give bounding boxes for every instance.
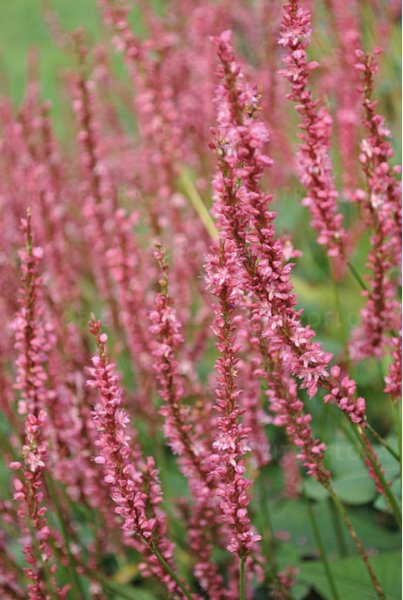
[299,552,401,600]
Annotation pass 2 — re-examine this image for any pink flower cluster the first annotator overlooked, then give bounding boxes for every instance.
[266,364,329,484]
[351,49,401,359]
[0,1,400,597]
[279,0,347,263]
[210,30,366,427]
[10,215,60,599]
[87,316,189,597]
[205,248,261,557]
[384,336,402,400]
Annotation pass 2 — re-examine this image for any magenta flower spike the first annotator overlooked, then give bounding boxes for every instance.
[279,0,348,265]
[149,246,235,598]
[205,246,262,558]
[351,48,401,359]
[87,315,193,598]
[11,212,61,599]
[210,29,366,426]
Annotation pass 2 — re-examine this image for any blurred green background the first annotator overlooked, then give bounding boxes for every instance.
[0,1,100,102]
[1,1,400,151]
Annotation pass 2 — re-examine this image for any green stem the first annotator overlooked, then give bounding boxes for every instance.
[328,497,348,557]
[259,470,275,556]
[177,167,218,241]
[366,422,400,461]
[239,556,246,600]
[327,485,385,600]
[150,544,193,600]
[395,401,402,481]
[332,278,351,372]
[92,577,141,600]
[303,486,340,600]
[347,260,368,291]
[339,415,362,455]
[46,476,88,600]
[26,519,58,600]
[351,424,402,528]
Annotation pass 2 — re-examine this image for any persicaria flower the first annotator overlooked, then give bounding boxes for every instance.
[279,0,348,265]
[87,315,191,597]
[350,48,401,359]
[205,242,261,557]
[10,213,59,599]
[210,29,366,429]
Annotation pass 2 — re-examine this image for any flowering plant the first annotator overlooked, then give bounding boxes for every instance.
[0,1,401,599]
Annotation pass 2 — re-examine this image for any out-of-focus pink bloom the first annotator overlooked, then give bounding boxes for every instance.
[279,0,348,265]
[149,246,209,477]
[280,452,301,498]
[384,336,402,400]
[11,214,59,599]
[351,49,401,359]
[325,0,362,198]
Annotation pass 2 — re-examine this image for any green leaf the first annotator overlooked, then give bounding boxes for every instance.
[292,583,310,600]
[327,441,368,477]
[304,479,330,501]
[347,507,400,552]
[104,581,157,600]
[372,445,400,481]
[271,499,400,564]
[332,472,377,505]
[374,480,402,514]
[298,551,401,600]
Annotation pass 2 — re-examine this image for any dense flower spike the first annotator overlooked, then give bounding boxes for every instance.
[279,0,348,263]
[11,214,60,599]
[87,316,192,598]
[149,247,232,598]
[149,246,208,477]
[205,245,261,557]
[210,30,366,426]
[325,0,362,198]
[351,49,401,359]
[384,336,402,400]
[260,339,329,483]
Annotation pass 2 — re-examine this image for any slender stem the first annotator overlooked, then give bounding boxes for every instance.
[303,486,340,600]
[46,476,88,600]
[177,167,218,240]
[339,416,362,455]
[327,485,385,600]
[328,497,348,557]
[351,424,402,528]
[347,260,368,291]
[366,423,400,461]
[150,544,193,600]
[239,556,246,600]
[93,577,140,600]
[395,401,402,481]
[332,277,351,372]
[26,519,58,600]
[340,416,401,519]
[259,470,275,556]
[257,470,291,595]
